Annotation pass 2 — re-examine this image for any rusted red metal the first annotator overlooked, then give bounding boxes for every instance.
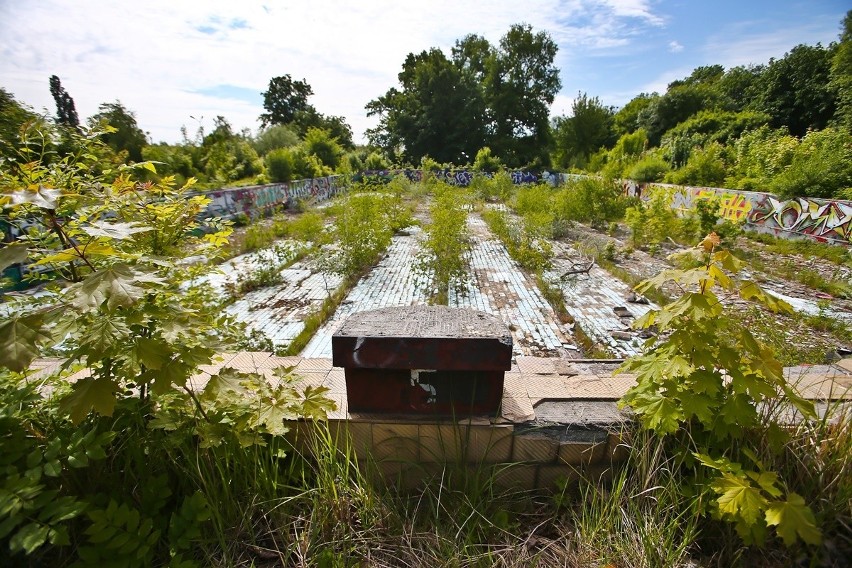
[332,306,512,416]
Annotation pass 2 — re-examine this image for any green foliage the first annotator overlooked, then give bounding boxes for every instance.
[368,24,559,167]
[253,124,300,156]
[725,125,798,190]
[419,183,471,303]
[472,146,503,172]
[627,153,670,182]
[88,101,148,163]
[666,142,728,187]
[553,177,627,229]
[260,74,313,127]
[552,92,616,169]
[482,208,552,274]
[769,127,852,199]
[49,75,79,129]
[619,235,821,548]
[265,147,294,182]
[0,122,335,563]
[601,129,648,178]
[754,43,837,137]
[323,191,396,279]
[303,127,343,170]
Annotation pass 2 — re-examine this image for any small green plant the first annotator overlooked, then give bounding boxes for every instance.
[619,233,822,548]
[419,183,470,304]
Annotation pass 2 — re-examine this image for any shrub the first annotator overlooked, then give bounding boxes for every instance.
[265,147,294,182]
[666,142,727,186]
[628,154,670,182]
[472,146,503,173]
[553,177,628,229]
[420,183,470,303]
[770,127,852,199]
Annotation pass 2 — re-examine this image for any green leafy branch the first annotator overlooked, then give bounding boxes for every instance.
[618,233,821,548]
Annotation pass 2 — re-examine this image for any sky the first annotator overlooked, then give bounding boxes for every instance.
[0,1,847,145]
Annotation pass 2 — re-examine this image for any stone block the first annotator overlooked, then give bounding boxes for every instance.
[372,423,419,461]
[511,432,558,463]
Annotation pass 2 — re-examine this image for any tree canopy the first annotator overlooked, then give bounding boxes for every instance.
[367,24,560,167]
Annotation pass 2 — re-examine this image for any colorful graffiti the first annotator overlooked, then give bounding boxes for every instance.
[749,196,852,243]
[649,183,852,245]
[361,169,545,187]
[201,175,345,220]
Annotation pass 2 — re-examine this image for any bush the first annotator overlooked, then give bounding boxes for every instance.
[553,177,628,229]
[770,127,852,199]
[472,146,503,173]
[628,154,670,182]
[666,142,727,187]
[265,147,294,182]
[420,183,470,303]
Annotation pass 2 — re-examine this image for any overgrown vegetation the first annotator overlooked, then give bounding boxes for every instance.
[620,234,826,552]
[418,182,471,304]
[0,124,335,564]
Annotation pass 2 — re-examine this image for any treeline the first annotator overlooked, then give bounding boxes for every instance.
[3,11,850,199]
[368,12,852,199]
[0,75,388,190]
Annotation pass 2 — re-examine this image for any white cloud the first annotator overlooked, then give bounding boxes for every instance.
[668,40,684,53]
[703,15,841,68]
[0,0,668,143]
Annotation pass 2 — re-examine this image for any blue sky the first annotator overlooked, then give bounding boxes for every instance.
[0,1,847,145]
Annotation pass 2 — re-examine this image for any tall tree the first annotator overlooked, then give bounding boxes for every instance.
[88,101,147,162]
[830,10,852,130]
[49,75,80,129]
[552,92,615,169]
[367,48,486,164]
[0,88,44,161]
[486,24,561,167]
[367,24,560,167]
[259,75,313,127]
[755,44,837,137]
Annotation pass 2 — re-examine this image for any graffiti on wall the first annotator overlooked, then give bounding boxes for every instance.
[361,169,548,187]
[202,175,345,220]
[649,183,852,245]
[749,196,852,243]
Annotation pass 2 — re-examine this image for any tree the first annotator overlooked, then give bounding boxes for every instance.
[552,92,615,169]
[303,127,342,170]
[88,101,148,163]
[637,83,728,147]
[259,75,313,127]
[486,24,561,167]
[755,44,837,137]
[614,93,657,135]
[0,88,43,162]
[48,75,79,129]
[716,65,765,111]
[366,48,486,164]
[367,24,560,167]
[291,107,354,150]
[253,124,300,156]
[830,10,852,130]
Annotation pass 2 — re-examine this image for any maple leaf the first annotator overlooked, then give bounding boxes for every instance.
[202,368,254,400]
[765,493,822,546]
[679,392,717,424]
[712,473,767,525]
[33,242,120,266]
[80,220,153,240]
[70,264,164,311]
[58,377,119,424]
[0,243,28,271]
[0,314,54,372]
[634,391,683,433]
[134,337,170,370]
